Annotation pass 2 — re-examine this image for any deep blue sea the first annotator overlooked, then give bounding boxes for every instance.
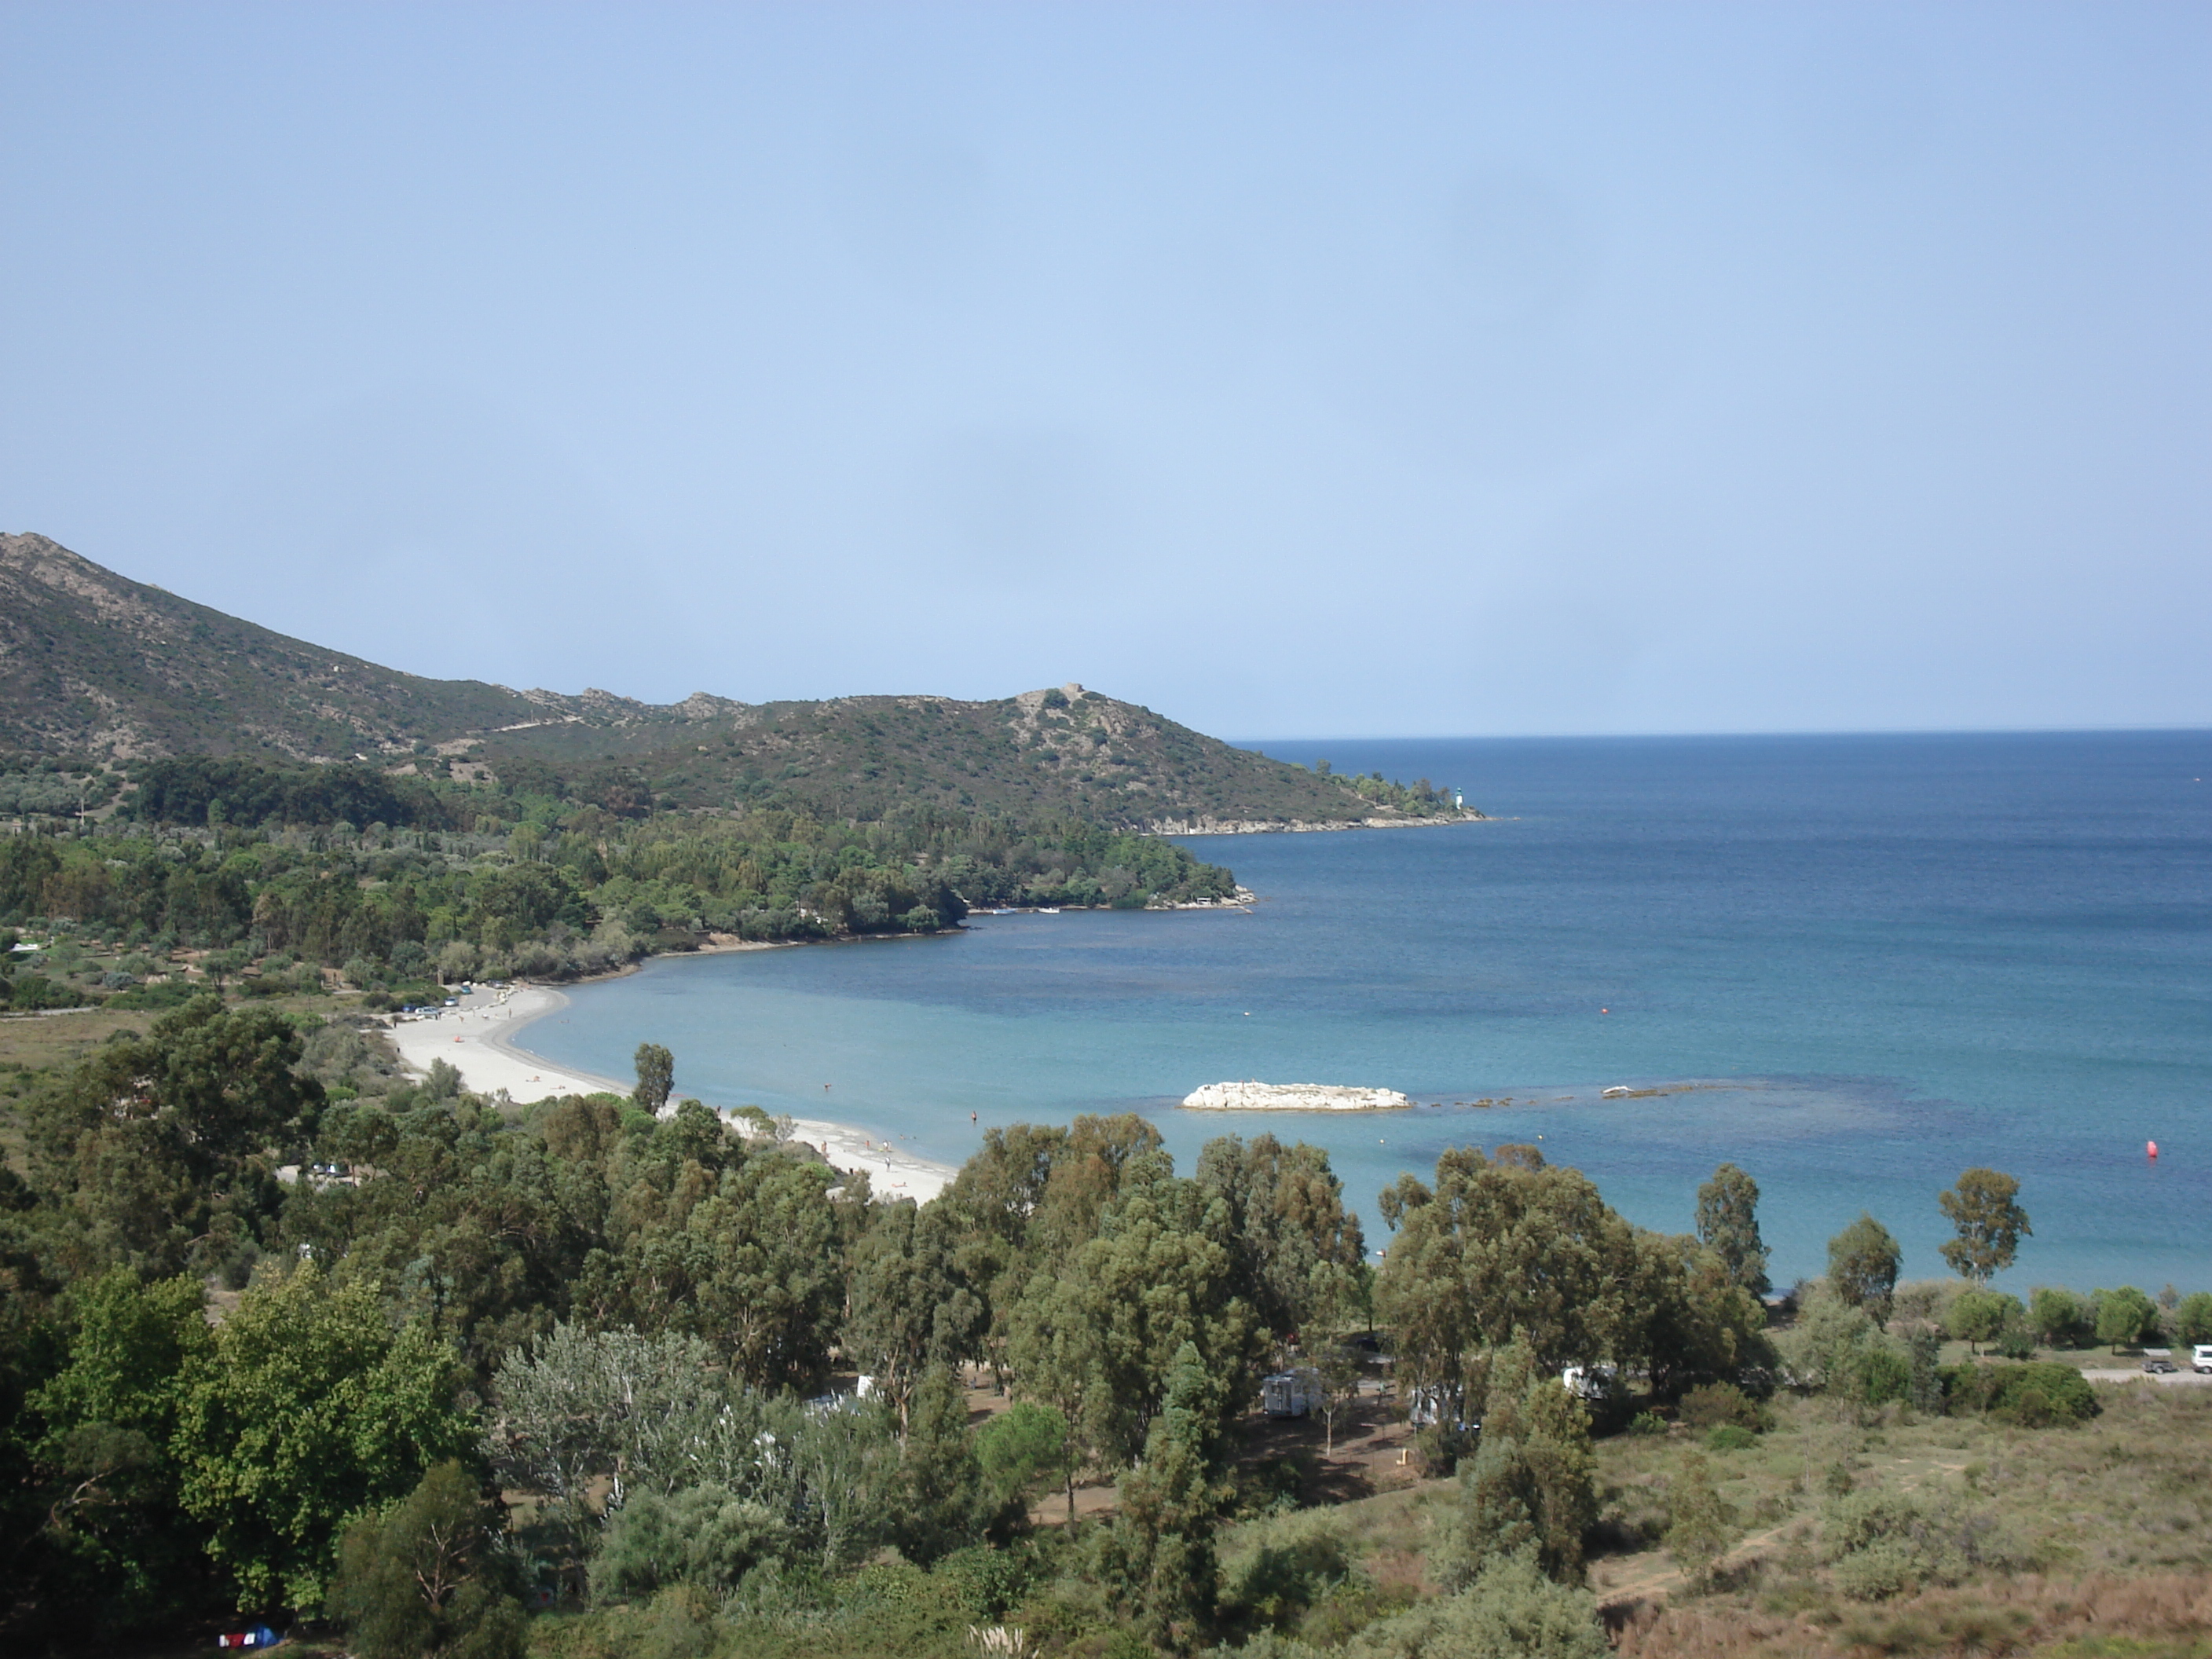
[515,731,2212,1295]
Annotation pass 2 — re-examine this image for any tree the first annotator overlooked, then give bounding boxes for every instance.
[24,994,323,1277]
[975,1401,1068,1534]
[1437,1335,1597,1588]
[843,1200,983,1424]
[2174,1291,2212,1346]
[328,1461,527,1659]
[1616,1231,1772,1401]
[1945,1289,2025,1356]
[2092,1286,2162,1353]
[2031,1286,2091,1349]
[784,1397,899,1569]
[1826,1214,1902,1317]
[1694,1163,1770,1297]
[1664,1453,1738,1592]
[1192,1133,1365,1347]
[895,1365,983,1565]
[485,1324,732,1551]
[631,1042,673,1115]
[1374,1147,1638,1403]
[1003,1271,1107,1525]
[1007,1162,1261,1477]
[1937,1170,2030,1284]
[1095,1342,1225,1650]
[1316,1345,1364,1459]
[174,1266,474,1610]
[1774,1284,1877,1394]
[26,1270,212,1624]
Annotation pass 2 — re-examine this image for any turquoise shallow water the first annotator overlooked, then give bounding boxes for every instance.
[515,731,2212,1295]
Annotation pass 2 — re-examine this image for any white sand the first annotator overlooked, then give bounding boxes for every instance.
[383,983,954,1201]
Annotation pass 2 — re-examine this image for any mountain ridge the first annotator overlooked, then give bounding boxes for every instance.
[0,533,1468,830]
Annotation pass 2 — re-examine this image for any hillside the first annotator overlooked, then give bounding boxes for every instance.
[0,532,545,760]
[479,684,1464,832]
[0,533,1469,831]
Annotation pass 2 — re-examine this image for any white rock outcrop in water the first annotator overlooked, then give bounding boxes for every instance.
[1181,1081,1413,1112]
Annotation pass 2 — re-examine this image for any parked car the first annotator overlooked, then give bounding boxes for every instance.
[2143,1357,2178,1374]
[2195,1344,2212,1375]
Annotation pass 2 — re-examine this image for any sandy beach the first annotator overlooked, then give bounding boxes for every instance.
[383,983,955,1201]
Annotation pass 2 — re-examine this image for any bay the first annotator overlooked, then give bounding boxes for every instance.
[513,730,2212,1294]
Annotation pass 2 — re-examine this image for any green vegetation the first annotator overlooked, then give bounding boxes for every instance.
[2,534,1486,1009]
[0,532,545,762]
[0,803,1241,1001]
[1939,1168,2032,1284]
[2,534,1474,836]
[2,995,2203,1659]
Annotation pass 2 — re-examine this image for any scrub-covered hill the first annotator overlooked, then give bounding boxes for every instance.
[1,533,1472,833]
[0,532,543,761]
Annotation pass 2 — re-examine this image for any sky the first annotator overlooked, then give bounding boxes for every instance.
[2,3,2207,739]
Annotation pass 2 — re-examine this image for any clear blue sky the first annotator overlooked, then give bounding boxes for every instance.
[3,3,2205,738]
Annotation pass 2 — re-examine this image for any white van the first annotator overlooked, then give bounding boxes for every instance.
[1562,1363,1620,1402]
[2193,1344,2212,1375]
[1262,1369,1321,1418]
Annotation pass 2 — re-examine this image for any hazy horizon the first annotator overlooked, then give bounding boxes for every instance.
[3,3,2206,740]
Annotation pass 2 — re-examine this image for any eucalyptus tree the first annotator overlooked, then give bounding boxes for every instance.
[1694,1163,1771,1297]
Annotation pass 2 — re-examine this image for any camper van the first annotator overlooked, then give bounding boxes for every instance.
[1262,1368,1322,1418]
[1405,1381,1471,1431]
[1561,1363,1621,1402]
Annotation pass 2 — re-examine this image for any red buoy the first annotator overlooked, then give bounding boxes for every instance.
[2148,1140,2159,1160]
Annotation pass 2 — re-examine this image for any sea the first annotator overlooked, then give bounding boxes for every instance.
[512,731,2212,1296]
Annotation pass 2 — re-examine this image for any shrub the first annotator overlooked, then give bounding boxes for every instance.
[0,972,91,1010]
[934,1540,1053,1624]
[1664,1455,1739,1593]
[1677,1382,1765,1433]
[1940,1361,2100,1425]
[1705,1424,1757,1452]
[589,1485,792,1603]
[1859,1343,1913,1405]
[1628,1411,1668,1437]
[1822,1491,1968,1601]
[1221,1508,1357,1635]
[1775,1286,1877,1392]
[1343,1547,1607,1658]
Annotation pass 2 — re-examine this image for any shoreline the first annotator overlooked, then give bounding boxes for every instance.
[383,980,957,1201]
[1150,809,1489,836]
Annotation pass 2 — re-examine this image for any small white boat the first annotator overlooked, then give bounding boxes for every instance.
[1037,906,1060,914]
